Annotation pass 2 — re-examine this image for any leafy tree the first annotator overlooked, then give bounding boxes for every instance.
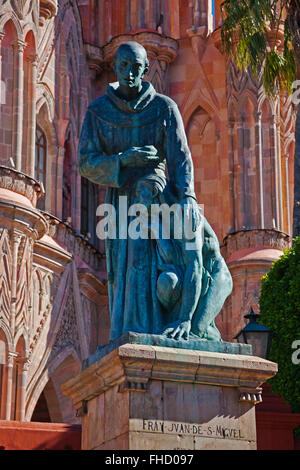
[259,237,300,431]
[220,0,299,95]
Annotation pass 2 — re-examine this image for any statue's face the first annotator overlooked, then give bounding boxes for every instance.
[114,45,148,91]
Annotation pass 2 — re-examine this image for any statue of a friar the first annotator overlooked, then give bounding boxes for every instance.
[78,41,233,343]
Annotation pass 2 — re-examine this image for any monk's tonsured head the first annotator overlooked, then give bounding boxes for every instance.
[113,42,149,91]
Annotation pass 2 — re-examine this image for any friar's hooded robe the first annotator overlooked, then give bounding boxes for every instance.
[79,81,197,340]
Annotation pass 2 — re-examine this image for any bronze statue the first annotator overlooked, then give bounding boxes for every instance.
[79,41,232,343]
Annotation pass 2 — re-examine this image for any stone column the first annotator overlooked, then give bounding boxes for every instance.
[5,352,17,420]
[270,113,281,230]
[16,359,30,421]
[55,145,66,218]
[227,120,236,232]
[236,116,245,230]
[12,40,26,172]
[255,111,265,229]
[285,155,291,235]
[27,54,38,178]
[72,162,82,233]
[275,114,284,231]
[0,32,4,107]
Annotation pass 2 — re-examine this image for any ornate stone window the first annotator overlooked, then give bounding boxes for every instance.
[81,177,97,247]
[35,126,47,210]
[62,139,72,224]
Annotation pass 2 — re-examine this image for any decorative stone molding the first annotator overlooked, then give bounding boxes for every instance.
[51,282,81,357]
[33,237,72,275]
[17,357,31,372]
[11,39,27,54]
[118,379,148,393]
[39,0,57,26]
[10,0,33,20]
[77,269,108,300]
[226,59,264,108]
[239,387,263,405]
[0,166,44,208]
[222,229,291,261]
[102,32,178,67]
[42,212,104,272]
[0,201,48,241]
[211,27,223,53]
[84,43,104,76]
[7,351,18,367]
[62,343,277,412]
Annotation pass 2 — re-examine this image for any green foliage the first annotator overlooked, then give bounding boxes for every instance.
[220,0,297,97]
[259,237,300,431]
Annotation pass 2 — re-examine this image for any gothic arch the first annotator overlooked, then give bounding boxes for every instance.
[62,122,81,225]
[258,94,278,116]
[0,13,23,39]
[182,94,220,132]
[36,83,55,120]
[24,265,73,422]
[260,97,274,119]
[238,91,258,118]
[0,319,13,353]
[26,367,50,421]
[227,96,238,122]
[35,100,57,212]
[14,331,29,359]
[26,346,81,422]
[56,0,84,49]
[0,19,18,165]
[31,377,61,423]
[186,105,222,239]
[22,22,38,45]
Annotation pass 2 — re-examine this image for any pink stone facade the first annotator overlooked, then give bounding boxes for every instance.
[0,0,297,430]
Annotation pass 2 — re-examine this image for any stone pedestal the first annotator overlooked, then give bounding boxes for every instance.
[62,337,277,450]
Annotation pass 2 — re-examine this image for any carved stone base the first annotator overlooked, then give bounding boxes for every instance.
[62,343,277,450]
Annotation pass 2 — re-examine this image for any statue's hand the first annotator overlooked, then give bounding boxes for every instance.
[162,319,191,341]
[180,196,201,233]
[120,145,159,168]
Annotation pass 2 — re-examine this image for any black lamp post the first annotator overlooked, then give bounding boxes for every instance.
[234,308,272,359]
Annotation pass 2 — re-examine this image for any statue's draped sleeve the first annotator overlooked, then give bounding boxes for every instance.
[164,101,197,202]
[78,108,121,187]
